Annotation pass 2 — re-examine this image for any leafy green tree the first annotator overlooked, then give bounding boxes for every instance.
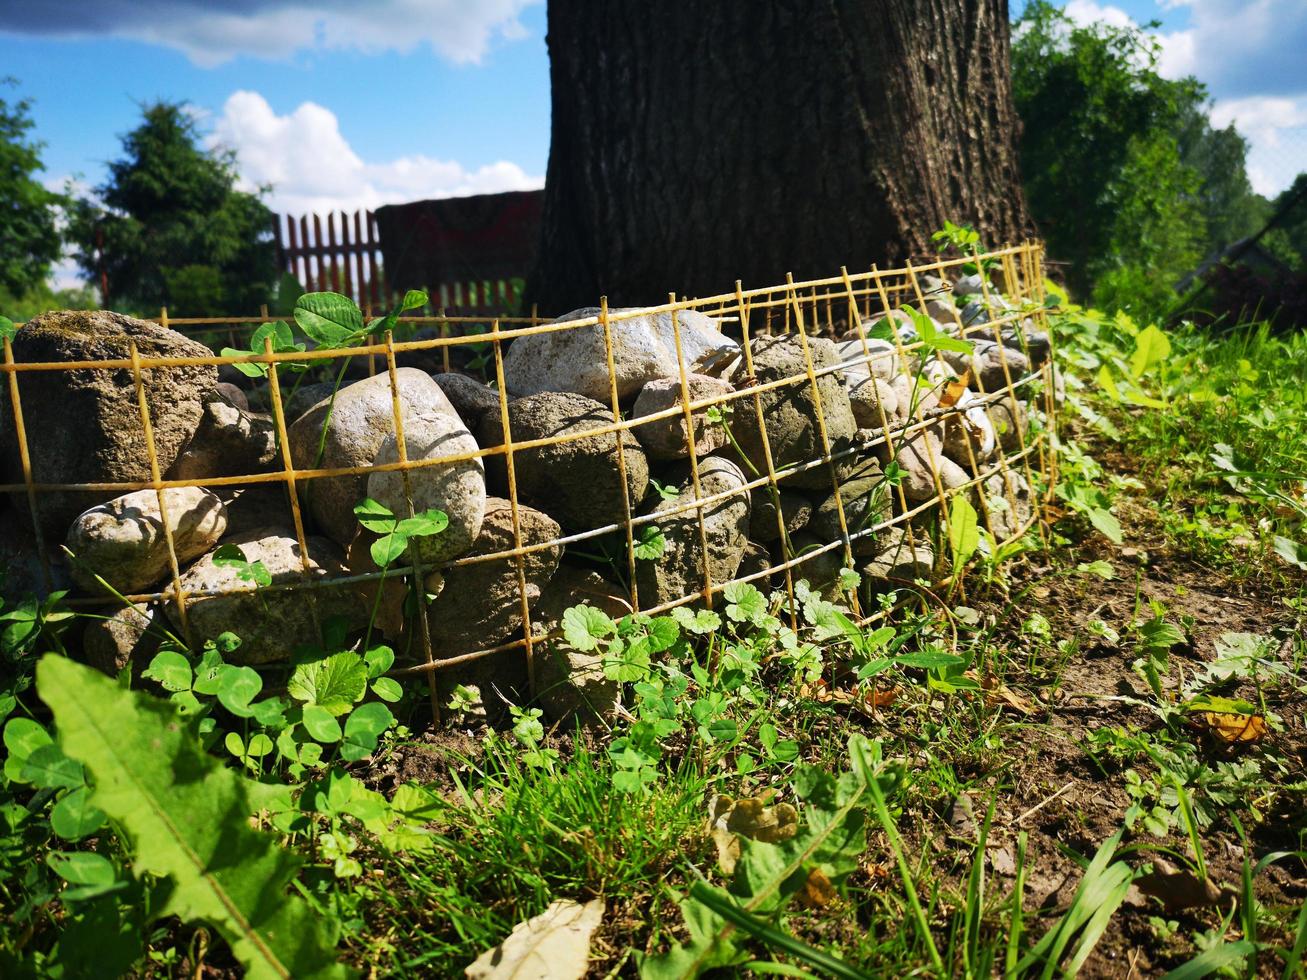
[67,102,276,315]
[0,79,63,301]
[1011,4,1263,315]
[1175,102,1269,257]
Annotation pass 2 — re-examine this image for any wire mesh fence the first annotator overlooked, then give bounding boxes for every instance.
[1,242,1056,720]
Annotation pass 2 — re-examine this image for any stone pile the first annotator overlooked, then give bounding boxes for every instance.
[0,278,1049,722]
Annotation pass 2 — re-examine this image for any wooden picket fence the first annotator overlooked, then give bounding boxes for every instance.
[272,208,529,317]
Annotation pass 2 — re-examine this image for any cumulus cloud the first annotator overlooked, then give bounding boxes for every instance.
[0,0,538,67]
[211,90,543,216]
[1210,95,1307,196]
[1062,1,1139,31]
[1155,0,1306,98]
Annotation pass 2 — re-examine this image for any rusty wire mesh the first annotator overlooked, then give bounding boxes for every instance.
[2,242,1056,718]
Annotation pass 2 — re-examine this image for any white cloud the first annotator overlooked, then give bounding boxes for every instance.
[1063,1,1138,31]
[0,1,540,67]
[1211,95,1307,195]
[211,90,543,216]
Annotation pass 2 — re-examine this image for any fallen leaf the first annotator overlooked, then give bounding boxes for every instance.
[1192,711,1268,746]
[988,845,1017,877]
[709,790,798,875]
[965,671,1034,715]
[948,794,977,839]
[797,867,837,908]
[465,898,604,980]
[1133,859,1226,912]
[938,370,972,409]
[798,679,898,716]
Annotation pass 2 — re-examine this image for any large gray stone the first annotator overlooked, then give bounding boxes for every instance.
[729,335,857,490]
[288,369,485,557]
[749,487,812,542]
[5,310,218,537]
[366,412,486,564]
[166,396,279,481]
[425,498,563,704]
[67,487,228,594]
[862,526,934,588]
[989,394,1029,454]
[809,460,889,558]
[504,307,738,402]
[631,374,734,461]
[634,456,750,608]
[534,567,627,725]
[431,372,504,432]
[167,527,365,665]
[895,430,971,504]
[83,603,161,676]
[476,391,649,532]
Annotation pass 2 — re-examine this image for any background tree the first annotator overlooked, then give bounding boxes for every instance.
[68,102,276,315]
[0,78,64,307]
[1011,3,1270,315]
[528,0,1032,313]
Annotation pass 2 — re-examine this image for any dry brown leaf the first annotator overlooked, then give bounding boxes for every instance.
[938,370,972,409]
[797,868,837,908]
[1133,859,1226,912]
[465,898,604,980]
[798,679,898,716]
[965,670,1035,715]
[1194,711,1268,746]
[709,790,799,875]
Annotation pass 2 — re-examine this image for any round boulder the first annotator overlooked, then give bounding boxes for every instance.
[504,307,739,402]
[634,456,750,609]
[67,487,228,594]
[5,310,218,537]
[477,391,649,532]
[167,527,365,665]
[289,368,485,558]
[729,335,857,490]
[631,373,734,461]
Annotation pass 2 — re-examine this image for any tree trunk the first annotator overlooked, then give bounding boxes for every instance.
[528,0,1032,313]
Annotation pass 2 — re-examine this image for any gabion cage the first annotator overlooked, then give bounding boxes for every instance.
[1,242,1055,719]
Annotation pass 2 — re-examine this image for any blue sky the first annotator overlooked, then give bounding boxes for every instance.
[0,0,1303,288]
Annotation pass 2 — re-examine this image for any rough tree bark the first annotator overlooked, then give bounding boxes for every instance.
[527,0,1032,313]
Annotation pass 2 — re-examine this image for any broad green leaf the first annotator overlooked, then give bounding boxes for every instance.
[633,525,666,560]
[339,702,394,762]
[562,605,616,652]
[1076,560,1116,580]
[50,785,108,839]
[722,582,766,625]
[1129,324,1171,380]
[1273,535,1307,570]
[947,495,980,569]
[370,534,408,569]
[645,617,681,654]
[143,650,193,693]
[1087,508,1123,544]
[371,678,403,703]
[353,498,396,534]
[400,289,428,312]
[302,705,343,743]
[221,347,269,378]
[671,606,722,635]
[216,665,263,718]
[4,716,53,781]
[394,510,449,539]
[35,656,353,980]
[0,316,16,343]
[288,653,369,716]
[22,742,86,789]
[294,292,364,348]
[364,645,395,678]
[894,650,964,670]
[47,850,116,887]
